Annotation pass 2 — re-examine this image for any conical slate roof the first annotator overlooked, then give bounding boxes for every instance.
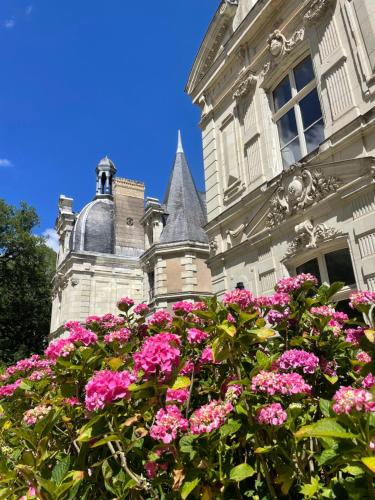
[160,131,208,244]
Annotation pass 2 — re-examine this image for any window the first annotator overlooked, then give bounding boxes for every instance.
[296,248,356,300]
[273,57,324,168]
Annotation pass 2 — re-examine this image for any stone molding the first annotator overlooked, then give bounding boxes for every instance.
[266,165,341,229]
[304,0,334,25]
[284,220,343,259]
[233,70,257,101]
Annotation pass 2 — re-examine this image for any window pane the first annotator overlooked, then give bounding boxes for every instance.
[296,258,321,283]
[294,57,314,91]
[299,89,323,129]
[273,76,292,111]
[305,119,324,154]
[277,108,298,147]
[281,138,302,168]
[325,249,356,286]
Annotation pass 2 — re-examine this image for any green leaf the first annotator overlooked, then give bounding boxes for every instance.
[220,419,242,438]
[361,457,375,473]
[77,414,103,442]
[229,463,255,482]
[171,376,191,390]
[218,321,236,337]
[294,418,357,440]
[256,350,270,369]
[108,357,124,370]
[342,465,364,476]
[248,327,275,342]
[181,478,201,499]
[323,374,338,385]
[300,476,320,498]
[90,435,120,448]
[319,399,332,417]
[52,456,71,486]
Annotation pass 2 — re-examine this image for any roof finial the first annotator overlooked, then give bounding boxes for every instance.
[177,129,184,154]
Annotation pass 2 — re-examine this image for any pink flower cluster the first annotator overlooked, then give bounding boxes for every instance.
[278,349,319,374]
[267,308,290,325]
[275,274,318,293]
[310,306,335,317]
[117,296,135,312]
[4,354,52,379]
[251,371,311,396]
[23,405,52,425]
[172,301,194,315]
[86,313,124,331]
[28,368,53,381]
[133,333,181,381]
[224,384,242,402]
[349,291,375,308]
[189,400,233,434]
[187,328,208,344]
[332,386,375,414]
[85,370,135,411]
[166,388,189,404]
[133,303,150,316]
[357,351,372,364]
[150,405,188,443]
[0,379,22,398]
[362,373,375,389]
[223,289,254,310]
[199,346,219,366]
[103,328,131,345]
[345,327,365,346]
[45,327,98,361]
[148,310,173,328]
[256,403,287,426]
[255,292,291,308]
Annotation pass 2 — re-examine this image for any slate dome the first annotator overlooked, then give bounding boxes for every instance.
[70,198,115,254]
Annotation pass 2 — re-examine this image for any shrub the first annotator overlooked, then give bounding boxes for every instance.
[0,279,374,499]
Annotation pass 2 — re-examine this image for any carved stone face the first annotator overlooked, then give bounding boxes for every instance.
[269,38,283,57]
[288,178,303,200]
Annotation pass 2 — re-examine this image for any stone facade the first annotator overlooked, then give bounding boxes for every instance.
[186,0,375,304]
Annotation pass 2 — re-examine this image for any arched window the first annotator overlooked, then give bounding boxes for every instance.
[100,172,106,194]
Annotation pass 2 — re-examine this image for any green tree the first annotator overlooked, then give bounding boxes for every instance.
[0,199,56,364]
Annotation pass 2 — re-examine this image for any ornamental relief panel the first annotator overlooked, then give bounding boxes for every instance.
[304,0,335,25]
[284,220,343,259]
[266,166,341,229]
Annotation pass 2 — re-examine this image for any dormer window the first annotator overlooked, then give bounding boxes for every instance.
[273,56,324,168]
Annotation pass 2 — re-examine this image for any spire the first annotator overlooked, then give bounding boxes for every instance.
[95,156,117,198]
[159,135,208,245]
[177,129,184,154]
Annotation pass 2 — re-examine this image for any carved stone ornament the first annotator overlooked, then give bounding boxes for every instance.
[304,0,334,25]
[233,72,257,101]
[209,239,218,255]
[70,278,79,287]
[267,28,305,59]
[266,167,341,229]
[284,220,342,259]
[226,223,246,248]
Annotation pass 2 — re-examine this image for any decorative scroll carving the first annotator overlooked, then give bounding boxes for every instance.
[266,167,341,229]
[226,223,245,248]
[261,28,305,78]
[285,220,342,258]
[209,239,218,255]
[304,0,334,25]
[233,72,257,100]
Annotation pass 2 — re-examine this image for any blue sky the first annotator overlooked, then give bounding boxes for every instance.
[0,1,218,250]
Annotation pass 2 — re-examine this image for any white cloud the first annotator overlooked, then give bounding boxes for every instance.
[25,5,33,15]
[43,228,59,253]
[4,19,15,29]
[0,158,13,167]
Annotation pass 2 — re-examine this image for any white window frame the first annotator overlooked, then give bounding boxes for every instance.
[272,57,324,167]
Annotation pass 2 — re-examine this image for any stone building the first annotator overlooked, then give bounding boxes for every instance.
[186,0,375,307]
[50,136,211,337]
[140,132,211,310]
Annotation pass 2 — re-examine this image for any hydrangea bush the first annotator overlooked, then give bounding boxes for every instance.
[0,276,374,499]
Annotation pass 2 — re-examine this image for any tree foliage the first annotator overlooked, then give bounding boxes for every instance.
[0,199,56,364]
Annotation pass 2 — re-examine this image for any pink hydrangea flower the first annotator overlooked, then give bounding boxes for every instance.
[332,311,348,323]
[189,400,233,434]
[223,289,254,310]
[369,437,375,451]
[251,371,311,396]
[134,303,150,316]
[0,379,22,398]
[310,305,335,318]
[275,274,318,293]
[257,403,287,426]
[332,386,375,414]
[133,333,181,381]
[117,296,135,312]
[150,405,188,443]
[5,355,52,378]
[278,349,319,374]
[357,351,372,364]
[64,397,80,406]
[166,388,189,404]
[144,460,159,479]
[68,327,98,347]
[180,360,195,376]
[28,368,53,381]
[64,320,81,331]
[45,339,75,360]
[255,292,291,308]
[85,315,101,326]
[349,291,375,309]
[345,327,365,346]
[267,308,290,325]
[362,373,375,389]
[23,405,52,425]
[224,384,242,402]
[191,302,208,312]
[104,328,131,345]
[148,310,173,328]
[172,301,194,315]
[187,328,208,344]
[227,313,236,324]
[199,346,220,366]
[320,359,337,377]
[85,370,135,411]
